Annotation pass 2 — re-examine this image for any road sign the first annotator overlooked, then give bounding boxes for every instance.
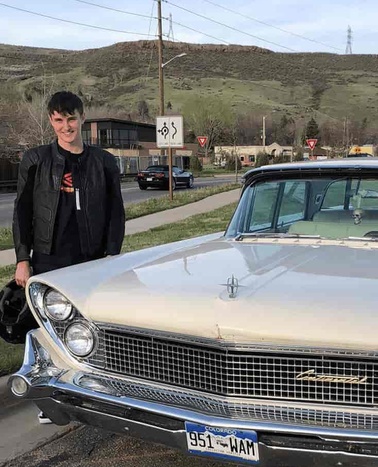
[156,115,184,148]
[306,139,317,150]
[197,136,208,148]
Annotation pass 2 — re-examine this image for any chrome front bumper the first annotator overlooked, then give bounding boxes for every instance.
[9,331,378,467]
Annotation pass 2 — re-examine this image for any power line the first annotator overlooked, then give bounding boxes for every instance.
[203,0,342,52]
[0,3,156,37]
[73,0,157,20]
[163,0,297,52]
[168,19,229,44]
[71,0,229,45]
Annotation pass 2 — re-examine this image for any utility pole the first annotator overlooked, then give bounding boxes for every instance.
[157,0,164,116]
[157,0,174,200]
[262,116,266,153]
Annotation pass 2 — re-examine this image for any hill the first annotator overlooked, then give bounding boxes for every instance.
[1,40,378,125]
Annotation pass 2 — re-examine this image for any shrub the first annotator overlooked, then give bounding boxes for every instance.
[273,155,288,164]
[190,155,203,173]
[254,152,270,168]
[225,155,242,171]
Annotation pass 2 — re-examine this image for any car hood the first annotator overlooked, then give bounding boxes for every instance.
[30,236,378,351]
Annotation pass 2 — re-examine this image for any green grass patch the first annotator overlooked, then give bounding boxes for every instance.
[126,183,239,220]
[0,228,13,251]
[122,202,237,252]
[0,339,24,377]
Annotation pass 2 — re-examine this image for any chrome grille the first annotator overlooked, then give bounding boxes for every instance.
[86,329,378,407]
[77,374,378,431]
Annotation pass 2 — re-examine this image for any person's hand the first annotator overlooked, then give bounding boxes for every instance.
[15,261,31,288]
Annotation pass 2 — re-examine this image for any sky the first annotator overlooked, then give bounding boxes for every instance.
[0,0,376,54]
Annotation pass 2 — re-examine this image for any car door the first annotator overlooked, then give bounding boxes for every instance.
[173,167,186,184]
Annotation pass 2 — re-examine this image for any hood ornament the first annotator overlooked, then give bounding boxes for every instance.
[226,275,239,298]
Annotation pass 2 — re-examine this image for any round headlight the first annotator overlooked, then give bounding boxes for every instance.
[64,323,95,357]
[44,289,73,321]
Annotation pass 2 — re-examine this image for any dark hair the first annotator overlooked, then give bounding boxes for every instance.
[47,91,84,116]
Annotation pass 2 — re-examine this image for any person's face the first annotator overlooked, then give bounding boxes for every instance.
[49,110,85,146]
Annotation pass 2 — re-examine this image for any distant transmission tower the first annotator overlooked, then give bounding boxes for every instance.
[167,13,174,41]
[345,25,353,54]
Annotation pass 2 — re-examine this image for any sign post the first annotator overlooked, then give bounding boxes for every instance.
[197,135,208,163]
[156,116,184,200]
[197,136,208,148]
[306,138,318,160]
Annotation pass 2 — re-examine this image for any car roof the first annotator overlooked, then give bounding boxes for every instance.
[244,158,378,180]
[146,165,178,169]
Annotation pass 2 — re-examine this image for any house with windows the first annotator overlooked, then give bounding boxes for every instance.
[214,143,294,167]
[82,118,196,175]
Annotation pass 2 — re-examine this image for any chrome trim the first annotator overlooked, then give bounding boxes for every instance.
[64,320,99,359]
[93,323,378,358]
[34,399,378,466]
[72,372,378,431]
[85,325,378,407]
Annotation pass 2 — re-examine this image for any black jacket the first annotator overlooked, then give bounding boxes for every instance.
[13,141,125,263]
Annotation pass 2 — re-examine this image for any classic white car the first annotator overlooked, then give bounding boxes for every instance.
[7,159,378,466]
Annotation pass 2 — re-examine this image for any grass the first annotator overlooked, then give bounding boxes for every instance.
[0,228,13,250]
[126,183,239,220]
[0,183,239,251]
[0,339,24,377]
[123,202,237,252]
[0,202,237,376]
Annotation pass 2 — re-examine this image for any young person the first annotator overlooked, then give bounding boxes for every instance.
[13,91,125,422]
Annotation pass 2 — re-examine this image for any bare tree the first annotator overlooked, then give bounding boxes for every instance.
[13,75,57,149]
[182,96,235,153]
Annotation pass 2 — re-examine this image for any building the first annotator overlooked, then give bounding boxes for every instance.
[214,143,294,167]
[82,118,197,175]
[348,145,375,157]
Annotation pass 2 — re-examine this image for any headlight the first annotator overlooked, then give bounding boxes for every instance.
[44,289,73,321]
[64,323,95,357]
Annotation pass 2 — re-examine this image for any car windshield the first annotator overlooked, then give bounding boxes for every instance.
[226,175,378,241]
[145,166,167,172]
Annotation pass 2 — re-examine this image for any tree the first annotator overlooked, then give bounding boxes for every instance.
[254,152,270,168]
[304,117,320,142]
[5,76,57,150]
[182,96,235,154]
[137,100,149,121]
[225,152,241,171]
[190,155,203,173]
[274,114,295,145]
[293,146,304,161]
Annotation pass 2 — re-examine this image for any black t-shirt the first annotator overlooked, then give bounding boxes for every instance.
[32,144,86,274]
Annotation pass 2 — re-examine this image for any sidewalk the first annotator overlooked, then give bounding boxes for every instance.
[0,189,241,267]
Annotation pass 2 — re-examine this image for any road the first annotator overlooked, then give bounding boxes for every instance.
[2,423,222,467]
[0,176,235,228]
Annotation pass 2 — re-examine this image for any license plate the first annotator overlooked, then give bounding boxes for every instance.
[185,422,259,464]
[146,177,153,181]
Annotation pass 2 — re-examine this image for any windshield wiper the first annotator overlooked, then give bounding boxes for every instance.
[235,232,321,241]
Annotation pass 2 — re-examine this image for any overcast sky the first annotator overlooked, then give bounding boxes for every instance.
[0,0,376,54]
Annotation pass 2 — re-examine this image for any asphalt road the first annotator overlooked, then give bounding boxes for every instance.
[0,176,236,228]
[2,425,223,467]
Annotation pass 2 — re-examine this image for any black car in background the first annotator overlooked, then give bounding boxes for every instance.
[137,165,194,190]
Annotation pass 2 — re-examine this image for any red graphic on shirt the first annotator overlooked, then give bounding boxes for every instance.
[61,173,74,193]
